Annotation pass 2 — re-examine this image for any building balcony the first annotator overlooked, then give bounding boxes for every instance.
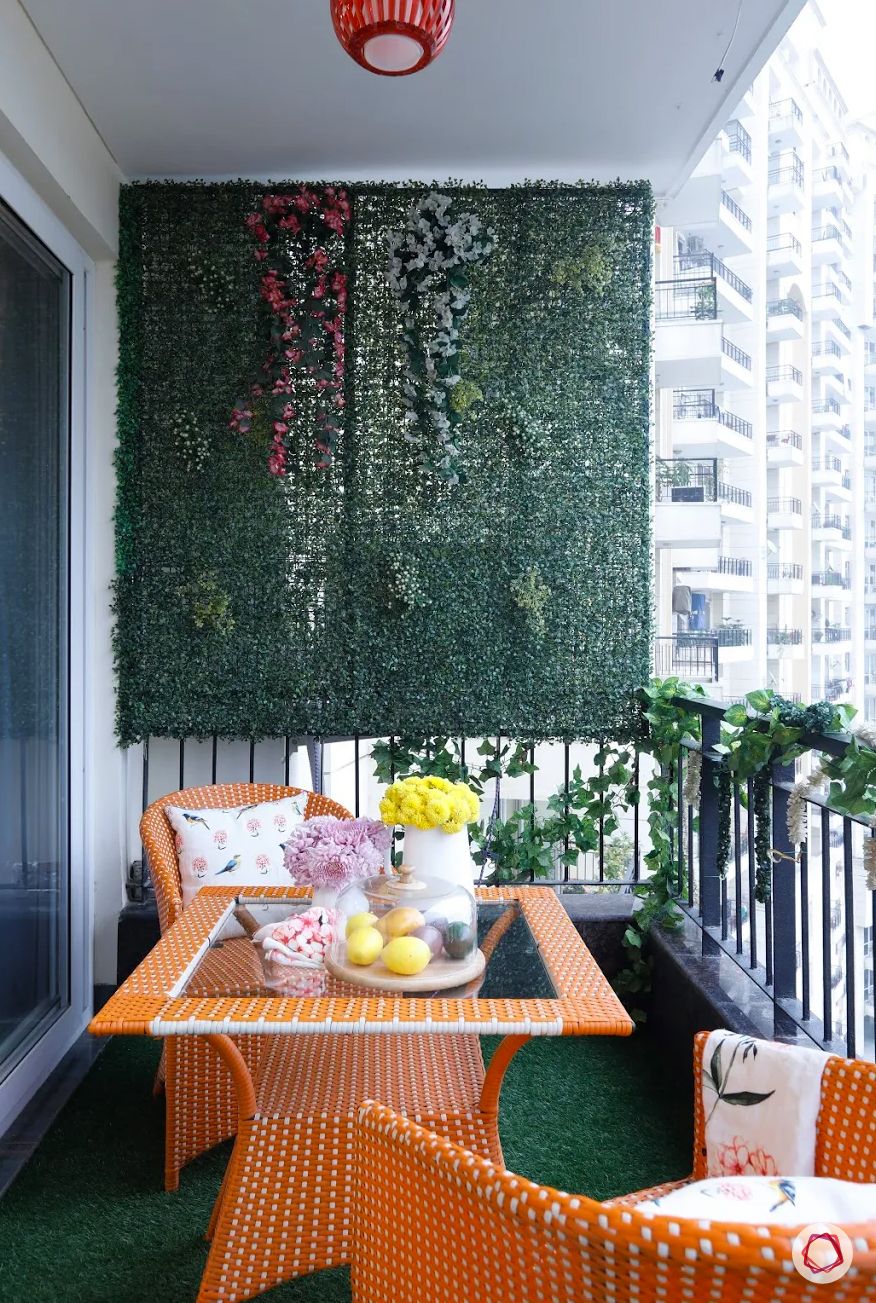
[673,252,753,323]
[813,626,853,648]
[812,512,852,549]
[822,316,853,354]
[671,389,754,458]
[768,154,804,213]
[864,343,876,375]
[653,634,718,683]
[813,164,848,208]
[766,429,804,466]
[767,496,803,530]
[865,404,876,429]
[676,557,754,593]
[654,282,753,391]
[662,186,753,257]
[765,364,803,404]
[766,297,804,342]
[865,441,876,469]
[768,97,804,150]
[811,224,845,265]
[812,570,850,596]
[812,339,844,376]
[766,561,804,595]
[720,120,753,189]
[811,454,846,489]
[812,282,845,321]
[766,231,803,277]
[812,397,843,432]
[654,459,753,547]
[767,626,804,658]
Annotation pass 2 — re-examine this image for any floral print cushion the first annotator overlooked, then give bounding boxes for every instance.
[702,1030,830,1179]
[638,1175,876,1224]
[166,794,308,907]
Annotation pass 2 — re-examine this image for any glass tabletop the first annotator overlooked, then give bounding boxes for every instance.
[181,896,557,1001]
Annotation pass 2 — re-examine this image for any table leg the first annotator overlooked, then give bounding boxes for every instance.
[479,1034,531,1115]
[202,1034,256,1243]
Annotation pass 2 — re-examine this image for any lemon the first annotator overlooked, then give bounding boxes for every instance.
[382,906,426,938]
[345,911,379,938]
[382,936,431,977]
[346,926,384,966]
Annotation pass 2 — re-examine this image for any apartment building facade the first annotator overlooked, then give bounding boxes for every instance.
[655,2,871,717]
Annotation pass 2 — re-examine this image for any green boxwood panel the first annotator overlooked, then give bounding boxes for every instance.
[114,180,652,745]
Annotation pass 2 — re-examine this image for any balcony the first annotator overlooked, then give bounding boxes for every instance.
[813,626,853,647]
[766,296,804,342]
[670,388,754,458]
[766,495,803,530]
[813,339,843,376]
[865,343,876,375]
[812,570,850,595]
[766,231,803,277]
[811,224,844,265]
[866,439,876,468]
[767,626,804,657]
[768,96,804,150]
[812,281,845,321]
[766,561,804,594]
[812,511,852,549]
[765,363,802,404]
[720,120,753,188]
[673,251,752,322]
[766,429,804,467]
[812,396,843,431]
[813,164,847,208]
[653,634,718,682]
[822,315,853,354]
[664,185,754,257]
[676,556,753,593]
[767,153,804,212]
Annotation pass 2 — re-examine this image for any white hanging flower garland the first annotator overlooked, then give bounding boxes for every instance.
[386,192,495,484]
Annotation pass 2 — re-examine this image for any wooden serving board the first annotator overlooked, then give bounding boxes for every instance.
[324,945,485,993]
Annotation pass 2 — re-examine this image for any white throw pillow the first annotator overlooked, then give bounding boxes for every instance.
[166,793,308,907]
[637,1175,876,1225]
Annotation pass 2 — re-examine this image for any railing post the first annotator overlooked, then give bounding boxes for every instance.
[699,714,721,928]
[771,759,797,1000]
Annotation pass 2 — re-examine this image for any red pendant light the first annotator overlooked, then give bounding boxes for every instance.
[331,1,454,76]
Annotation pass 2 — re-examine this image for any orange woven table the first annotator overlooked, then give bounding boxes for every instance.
[90,885,633,1303]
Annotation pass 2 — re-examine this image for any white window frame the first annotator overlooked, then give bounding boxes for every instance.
[0,149,93,1138]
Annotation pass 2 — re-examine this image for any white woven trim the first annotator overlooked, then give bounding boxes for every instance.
[150,1015,565,1036]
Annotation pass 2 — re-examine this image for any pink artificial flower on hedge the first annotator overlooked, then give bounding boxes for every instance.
[283,816,391,888]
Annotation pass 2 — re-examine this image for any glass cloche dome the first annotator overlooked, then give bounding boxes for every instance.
[325,863,482,989]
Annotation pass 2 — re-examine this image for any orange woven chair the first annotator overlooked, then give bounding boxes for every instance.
[351,1035,876,1303]
[141,782,351,1190]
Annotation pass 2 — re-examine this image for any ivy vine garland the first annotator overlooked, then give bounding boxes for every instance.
[230,187,350,474]
[386,192,496,484]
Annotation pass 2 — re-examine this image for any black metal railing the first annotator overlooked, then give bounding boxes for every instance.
[724,120,752,162]
[767,496,803,515]
[812,512,851,536]
[769,155,804,189]
[766,364,803,385]
[721,190,752,231]
[655,277,717,321]
[813,627,853,643]
[866,345,876,367]
[812,455,844,473]
[815,165,844,185]
[767,297,804,321]
[655,457,717,502]
[837,268,852,291]
[767,430,803,451]
[687,557,752,577]
[674,251,753,302]
[813,283,842,302]
[813,340,842,360]
[654,636,719,683]
[770,97,803,123]
[813,398,841,416]
[832,317,852,340]
[671,694,874,1059]
[812,224,842,244]
[766,232,802,257]
[767,627,803,645]
[766,562,803,580]
[672,389,753,437]
[718,481,752,508]
[812,571,849,589]
[721,336,752,370]
[716,625,752,645]
[829,142,850,165]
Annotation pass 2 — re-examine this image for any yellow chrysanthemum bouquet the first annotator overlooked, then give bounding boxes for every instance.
[380,775,480,836]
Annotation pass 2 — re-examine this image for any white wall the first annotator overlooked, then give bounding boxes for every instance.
[0,0,125,984]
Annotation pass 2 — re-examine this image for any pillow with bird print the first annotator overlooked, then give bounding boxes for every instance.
[637,1174,876,1225]
[166,793,309,907]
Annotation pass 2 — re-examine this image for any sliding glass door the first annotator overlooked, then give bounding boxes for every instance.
[0,202,71,1087]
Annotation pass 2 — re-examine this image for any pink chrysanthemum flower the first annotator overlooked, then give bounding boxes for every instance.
[283,816,392,887]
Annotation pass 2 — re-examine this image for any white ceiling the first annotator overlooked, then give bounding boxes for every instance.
[23,0,804,193]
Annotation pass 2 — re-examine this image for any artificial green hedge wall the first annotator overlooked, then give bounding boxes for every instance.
[114,180,652,745]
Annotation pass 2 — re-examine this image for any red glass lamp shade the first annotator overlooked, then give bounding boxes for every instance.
[331,0,454,76]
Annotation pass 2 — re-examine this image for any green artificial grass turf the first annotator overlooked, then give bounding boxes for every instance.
[0,1032,691,1303]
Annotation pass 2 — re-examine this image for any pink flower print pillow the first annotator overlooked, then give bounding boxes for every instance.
[165,793,309,907]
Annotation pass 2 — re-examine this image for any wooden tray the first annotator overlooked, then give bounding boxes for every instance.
[325,945,485,993]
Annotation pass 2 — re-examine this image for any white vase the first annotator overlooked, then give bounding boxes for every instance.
[402,825,475,895]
